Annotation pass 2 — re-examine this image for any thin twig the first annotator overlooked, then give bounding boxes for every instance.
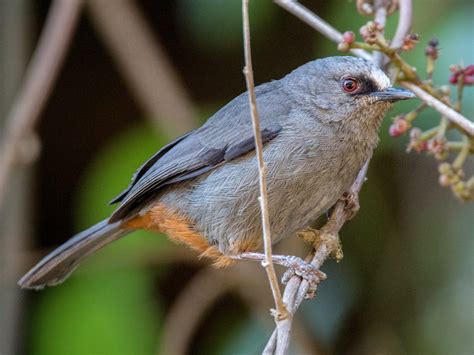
[87,0,196,136]
[373,1,388,67]
[274,0,474,137]
[274,0,372,61]
[158,263,315,355]
[264,162,369,354]
[401,82,474,136]
[391,0,413,49]
[0,0,83,211]
[242,0,287,320]
[265,0,416,351]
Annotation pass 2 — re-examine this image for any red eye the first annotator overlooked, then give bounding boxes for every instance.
[342,77,359,93]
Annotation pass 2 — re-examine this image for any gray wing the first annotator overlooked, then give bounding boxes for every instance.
[108,80,289,222]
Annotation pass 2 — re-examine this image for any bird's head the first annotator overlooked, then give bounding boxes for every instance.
[285,56,415,124]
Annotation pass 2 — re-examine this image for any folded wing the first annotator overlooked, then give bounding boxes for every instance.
[109,81,289,222]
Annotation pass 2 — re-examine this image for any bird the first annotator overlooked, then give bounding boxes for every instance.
[19,56,414,290]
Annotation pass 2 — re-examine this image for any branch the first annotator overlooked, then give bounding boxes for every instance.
[274,0,372,61]
[391,0,413,49]
[0,0,83,211]
[265,1,410,353]
[372,1,388,67]
[158,262,317,355]
[275,0,474,136]
[87,0,196,136]
[264,162,369,354]
[401,82,474,136]
[242,0,287,319]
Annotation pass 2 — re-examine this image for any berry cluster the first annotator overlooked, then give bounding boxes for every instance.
[337,31,356,52]
[337,22,474,201]
[438,163,474,201]
[449,65,474,85]
[425,38,439,60]
[359,21,384,44]
[401,34,419,52]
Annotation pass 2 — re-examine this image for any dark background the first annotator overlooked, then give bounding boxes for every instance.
[1,0,473,354]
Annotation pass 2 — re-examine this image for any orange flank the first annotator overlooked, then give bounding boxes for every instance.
[124,204,235,267]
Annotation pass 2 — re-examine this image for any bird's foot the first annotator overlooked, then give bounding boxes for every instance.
[232,252,326,299]
[297,227,322,245]
[279,255,327,299]
[297,227,343,262]
[341,191,360,220]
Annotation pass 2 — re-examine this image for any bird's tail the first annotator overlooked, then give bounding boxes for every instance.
[18,219,129,290]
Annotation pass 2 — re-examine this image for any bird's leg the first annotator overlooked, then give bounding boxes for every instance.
[297,227,343,263]
[298,191,359,248]
[341,191,360,220]
[231,252,327,299]
[297,227,322,245]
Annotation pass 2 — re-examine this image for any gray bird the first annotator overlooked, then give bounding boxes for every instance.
[19,56,414,290]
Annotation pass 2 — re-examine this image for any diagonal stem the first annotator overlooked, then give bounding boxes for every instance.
[242,0,287,320]
[274,0,371,60]
[401,82,474,136]
[264,161,369,354]
[274,0,473,136]
[391,0,413,49]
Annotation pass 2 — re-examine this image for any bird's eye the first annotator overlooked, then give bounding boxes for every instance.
[341,77,359,93]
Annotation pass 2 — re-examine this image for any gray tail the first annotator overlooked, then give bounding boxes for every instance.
[18,219,129,290]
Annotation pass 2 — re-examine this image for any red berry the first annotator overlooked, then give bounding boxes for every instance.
[449,74,458,84]
[389,125,401,137]
[342,31,355,44]
[389,118,409,137]
[463,75,474,85]
[428,37,439,47]
[439,174,451,187]
[402,33,419,51]
[396,118,409,131]
[449,65,459,73]
[418,141,428,152]
[425,46,439,59]
[464,65,474,76]
[374,21,384,31]
[409,127,422,140]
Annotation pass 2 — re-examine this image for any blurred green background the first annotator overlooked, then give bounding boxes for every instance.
[1,0,473,354]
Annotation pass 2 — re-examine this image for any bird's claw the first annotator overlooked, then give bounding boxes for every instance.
[297,227,321,245]
[280,256,327,299]
[341,191,360,220]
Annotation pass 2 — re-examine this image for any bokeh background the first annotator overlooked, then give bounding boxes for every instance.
[0,0,473,354]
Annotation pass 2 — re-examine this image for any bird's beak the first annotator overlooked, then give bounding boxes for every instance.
[370,87,415,102]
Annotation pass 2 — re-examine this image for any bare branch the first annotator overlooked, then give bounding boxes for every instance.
[274,0,474,137]
[265,161,369,354]
[0,0,83,211]
[391,0,413,49]
[274,0,372,61]
[242,0,287,320]
[159,262,317,355]
[401,82,474,136]
[87,0,196,136]
[386,0,413,80]
[265,0,420,352]
[269,171,370,352]
[372,1,388,67]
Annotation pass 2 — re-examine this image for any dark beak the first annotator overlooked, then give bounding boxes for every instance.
[370,87,415,102]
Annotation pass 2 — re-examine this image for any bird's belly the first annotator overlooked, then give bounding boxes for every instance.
[160,148,358,255]
[265,164,349,242]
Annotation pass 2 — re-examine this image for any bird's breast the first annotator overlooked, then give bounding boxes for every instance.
[157,119,376,254]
